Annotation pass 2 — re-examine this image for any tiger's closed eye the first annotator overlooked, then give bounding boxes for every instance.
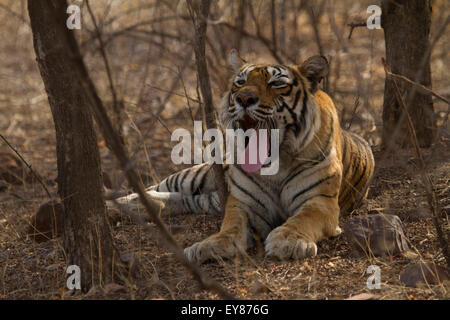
[269,80,287,88]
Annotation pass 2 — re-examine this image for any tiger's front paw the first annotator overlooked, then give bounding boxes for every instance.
[184,234,241,264]
[265,227,317,260]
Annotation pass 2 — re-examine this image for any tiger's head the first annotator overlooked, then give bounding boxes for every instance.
[220,50,329,158]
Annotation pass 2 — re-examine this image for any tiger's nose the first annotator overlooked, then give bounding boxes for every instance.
[236,92,259,108]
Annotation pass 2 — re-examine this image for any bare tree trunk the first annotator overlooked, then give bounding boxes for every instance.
[270,0,278,56]
[187,0,228,213]
[279,0,287,55]
[28,0,117,292]
[381,0,435,148]
[233,0,247,52]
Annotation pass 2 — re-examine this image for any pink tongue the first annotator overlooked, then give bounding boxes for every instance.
[240,129,270,173]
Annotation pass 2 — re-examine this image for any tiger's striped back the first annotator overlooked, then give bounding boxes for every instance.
[338,130,375,213]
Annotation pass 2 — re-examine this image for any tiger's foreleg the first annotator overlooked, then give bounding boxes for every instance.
[184,194,250,264]
[265,195,342,260]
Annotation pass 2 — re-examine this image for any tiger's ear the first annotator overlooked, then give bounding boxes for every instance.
[229,49,246,72]
[299,55,329,92]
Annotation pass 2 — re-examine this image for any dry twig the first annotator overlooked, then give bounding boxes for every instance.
[347,21,367,39]
[382,69,449,106]
[0,133,52,199]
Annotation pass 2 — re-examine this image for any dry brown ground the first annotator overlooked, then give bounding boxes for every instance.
[0,114,448,300]
[0,0,449,300]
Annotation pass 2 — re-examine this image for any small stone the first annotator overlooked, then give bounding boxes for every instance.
[250,279,271,295]
[168,224,186,234]
[107,207,123,226]
[27,201,63,243]
[398,250,419,260]
[85,285,104,298]
[346,293,379,300]
[120,252,140,276]
[120,253,134,263]
[400,262,450,288]
[84,283,128,298]
[406,207,431,221]
[344,214,410,257]
[103,283,128,295]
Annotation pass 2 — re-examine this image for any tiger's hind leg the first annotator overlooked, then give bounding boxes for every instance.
[108,163,221,216]
[184,194,250,264]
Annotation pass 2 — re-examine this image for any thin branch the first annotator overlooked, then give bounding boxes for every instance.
[178,66,195,124]
[0,3,29,25]
[82,16,180,48]
[146,85,201,104]
[383,69,449,105]
[270,0,278,56]
[219,21,286,64]
[327,5,364,99]
[346,96,360,130]
[85,0,120,122]
[0,133,52,199]
[306,1,325,55]
[347,21,366,39]
[124,49,193,173]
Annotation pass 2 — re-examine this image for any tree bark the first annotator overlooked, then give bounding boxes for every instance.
[233,0,247,52]
[381,0,435,148]
[28,0,117,292]
[188,0,228,213]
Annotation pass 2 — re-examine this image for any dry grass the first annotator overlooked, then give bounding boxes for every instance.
[0,0,449,300]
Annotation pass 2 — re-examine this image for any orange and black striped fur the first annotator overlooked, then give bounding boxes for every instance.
[113,51,374,263]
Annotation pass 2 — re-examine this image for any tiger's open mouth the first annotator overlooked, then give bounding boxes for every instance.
[240,115,257,148]
[238,115,271,174]
[240,114,258,132]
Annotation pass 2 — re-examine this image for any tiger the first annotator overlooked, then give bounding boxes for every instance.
[112,50,374,263]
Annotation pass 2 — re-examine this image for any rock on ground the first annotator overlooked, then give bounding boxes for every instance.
[400,262,450,288]
[27,200,63,243]
[344,214,410,257]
